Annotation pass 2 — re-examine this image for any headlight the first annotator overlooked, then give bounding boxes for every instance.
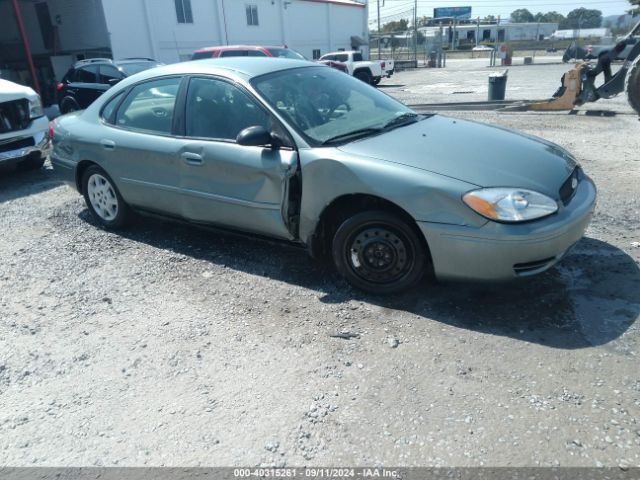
[463,188,558,223]
[29,96,44,119]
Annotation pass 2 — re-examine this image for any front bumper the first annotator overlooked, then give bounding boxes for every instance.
[418,175,597,282]
[0,116,50,166]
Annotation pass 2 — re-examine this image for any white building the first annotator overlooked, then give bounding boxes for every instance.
[1,0,368,102]
[102,0,369,63]
[550,28,611,40]
[419,22,558,45]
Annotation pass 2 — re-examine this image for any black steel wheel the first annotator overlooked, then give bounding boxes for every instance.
[332,211,426,294]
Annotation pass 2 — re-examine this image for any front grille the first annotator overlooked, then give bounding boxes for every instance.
[559,167,581,205]
[0,136,35,153]
[0,99,31,134]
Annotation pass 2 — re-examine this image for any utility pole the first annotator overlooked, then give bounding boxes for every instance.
[413,0,417,63]
[377,0,381,60]
[10,0,40,94]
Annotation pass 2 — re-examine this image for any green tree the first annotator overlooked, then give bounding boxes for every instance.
[534,11,565,24]
[560,8,603,29]
[482,15,497,23]
[382,19,409,33]
[629,0,640,16]
[510,8,535,23]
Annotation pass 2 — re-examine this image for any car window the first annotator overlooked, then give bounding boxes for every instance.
[115,77,181,134]
[99,65,124,84]
[185,77,269,141]
[101,91,124,123]
[75,66,98,83]
[353,53,363,62]
[192,51,214,60]
[335,54,349,62]
[320,55,334,61]
[220,50,248,57]
[119,62,162,76]
[266,48,305,59]
[247,50,268,57]
[253,66,412,146]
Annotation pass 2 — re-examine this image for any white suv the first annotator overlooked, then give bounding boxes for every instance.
[0,79,50,170]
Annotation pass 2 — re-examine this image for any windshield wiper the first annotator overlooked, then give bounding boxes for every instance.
[321,127,383,146]
[382,112,420,130]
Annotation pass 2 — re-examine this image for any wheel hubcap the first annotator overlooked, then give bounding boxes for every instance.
[347,227,412,284]
[87,173,118,221]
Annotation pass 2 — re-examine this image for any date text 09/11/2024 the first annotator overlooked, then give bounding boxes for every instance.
[233,468,400,478]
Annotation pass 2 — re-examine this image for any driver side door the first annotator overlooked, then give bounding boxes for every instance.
[176,76,298,240]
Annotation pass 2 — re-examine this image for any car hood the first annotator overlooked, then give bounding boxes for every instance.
[337,115,577,198]
[0,79,38,103]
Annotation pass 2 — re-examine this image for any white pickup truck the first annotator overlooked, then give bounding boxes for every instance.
[0,79,49,170]
[319,51,394,85]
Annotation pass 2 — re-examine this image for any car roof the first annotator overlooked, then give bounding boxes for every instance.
[195,45,286,53]
[129,57,319,83]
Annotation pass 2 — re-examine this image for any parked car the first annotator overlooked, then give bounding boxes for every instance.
[50,58,596,294]
[57,58,163,114]
[192,44,348,73]
[192,45,306,60]
[319,51,394,85]
[0,79,49,170]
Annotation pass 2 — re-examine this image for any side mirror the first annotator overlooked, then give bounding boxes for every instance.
[236,126,276,147]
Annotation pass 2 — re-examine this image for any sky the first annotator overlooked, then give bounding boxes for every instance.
[369,0,634,27]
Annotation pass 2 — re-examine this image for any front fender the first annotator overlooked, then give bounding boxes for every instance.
[297,149,486,244]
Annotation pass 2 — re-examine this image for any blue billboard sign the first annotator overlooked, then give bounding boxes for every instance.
[434,6,472,20]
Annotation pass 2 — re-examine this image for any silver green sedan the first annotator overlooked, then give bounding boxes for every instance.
[50,58,596,294]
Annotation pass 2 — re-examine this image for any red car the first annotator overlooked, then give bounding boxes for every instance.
[192,45,348,73]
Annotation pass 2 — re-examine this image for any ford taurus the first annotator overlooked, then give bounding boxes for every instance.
[50,59,596,294]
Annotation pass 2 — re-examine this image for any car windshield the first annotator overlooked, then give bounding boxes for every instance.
[119,62,162,76]
[267,48,306,60]
[252,66,416,145]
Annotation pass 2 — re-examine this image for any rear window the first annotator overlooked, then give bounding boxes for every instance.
[118,62,162,76]
[192,51,214,60]
[267,48,305,60]
[334,54,349,62]
[353,53,363,62]
[220,50,248,57]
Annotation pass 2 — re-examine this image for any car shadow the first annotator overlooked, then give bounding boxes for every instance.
[0,162,63,204]
[378,84,406,89]
[79,211,639,350]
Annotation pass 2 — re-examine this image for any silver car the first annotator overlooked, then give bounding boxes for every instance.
[50,58,597,294]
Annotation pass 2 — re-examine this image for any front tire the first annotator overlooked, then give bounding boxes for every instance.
[81,165,130,228]
[332,211,426,294]
[626,55,640,116]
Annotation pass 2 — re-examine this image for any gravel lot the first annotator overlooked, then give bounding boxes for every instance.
[1,62,639,467]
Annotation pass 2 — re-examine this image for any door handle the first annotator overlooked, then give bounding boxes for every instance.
[101,139,116,150]
[181,152,203,166]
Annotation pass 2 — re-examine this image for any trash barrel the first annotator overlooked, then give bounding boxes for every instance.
[488,70,508,101]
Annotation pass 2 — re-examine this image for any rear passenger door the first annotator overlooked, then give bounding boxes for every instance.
[71,65,103,108]
[102,76,186,216]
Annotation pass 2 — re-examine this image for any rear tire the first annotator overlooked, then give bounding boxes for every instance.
[60,97,80,114]
[354,70,372,85]
[626,55,640,116]
[81,165,130,229]
[332,211,426,294]
[372,77,381,86]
